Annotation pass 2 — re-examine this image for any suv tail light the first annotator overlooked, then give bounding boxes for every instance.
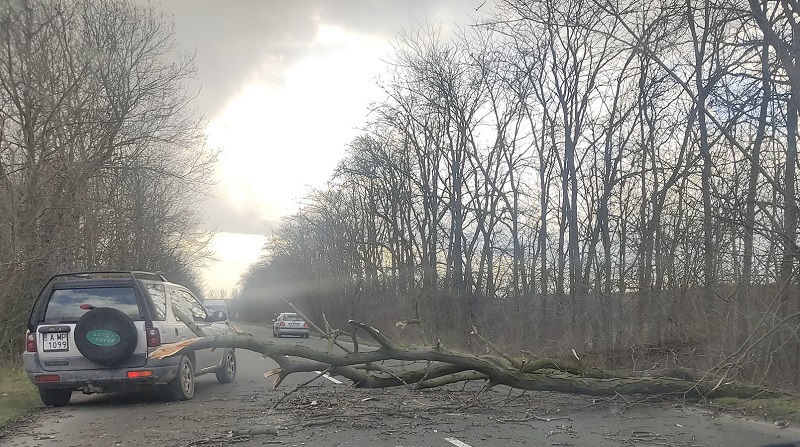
[34,374,60,382]
[279,322,285,327]
[26,332,37,352]
[303,322,308,328]
[146,328,161,347]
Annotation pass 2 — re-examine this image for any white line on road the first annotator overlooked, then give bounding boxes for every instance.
[444,437,473,447]
[313,371,344,384]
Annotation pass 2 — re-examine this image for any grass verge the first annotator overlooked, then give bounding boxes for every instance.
[711,396,800,423]
[0,367,40,430]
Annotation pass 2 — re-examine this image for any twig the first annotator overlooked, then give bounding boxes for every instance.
[323,313,336,354]
[270,368,331,412]
[351,326,360,353]
[415,360,433,390]
[702,266,800,392]
[182,434,253,446]
[231,426,279,436]
[282,297,353,354]
[614,391,633,415]
[348,320,396,350]
[521,409,572,422]
[504,388,528,405]
[296,418,336,428]
[461,379,495,409]
[372,363,413,390]
[470,325,522,369]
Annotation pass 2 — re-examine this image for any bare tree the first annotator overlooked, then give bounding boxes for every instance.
[0,0,215,362]
[235,0,800,387]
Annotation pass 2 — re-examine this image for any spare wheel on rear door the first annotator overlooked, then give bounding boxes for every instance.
[74,307,138,366]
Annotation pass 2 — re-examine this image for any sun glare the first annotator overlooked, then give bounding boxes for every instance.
[203,23,387,291]
[204,232,267,293]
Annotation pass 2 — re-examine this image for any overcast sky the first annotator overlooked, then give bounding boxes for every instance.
[148,1,491,292]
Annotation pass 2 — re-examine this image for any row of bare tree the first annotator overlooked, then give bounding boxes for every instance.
[238,0,800,388]
[0,0,215,363]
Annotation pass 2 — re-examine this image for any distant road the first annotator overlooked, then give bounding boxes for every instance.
[1,322,798,447]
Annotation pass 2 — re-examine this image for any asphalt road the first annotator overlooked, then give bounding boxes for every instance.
[1,322,799,447]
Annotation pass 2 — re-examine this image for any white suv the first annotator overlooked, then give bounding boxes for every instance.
[22,271,236,406]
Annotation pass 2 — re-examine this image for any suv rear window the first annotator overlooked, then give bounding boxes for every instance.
[283,314,303,321]
[43,287,141,323]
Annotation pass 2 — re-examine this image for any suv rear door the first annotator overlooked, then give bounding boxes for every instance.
[33,282,148,371]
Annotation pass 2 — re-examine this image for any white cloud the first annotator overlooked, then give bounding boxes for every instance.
[205,23,388,221]
[179,1,493,292]
[201,24,389,291]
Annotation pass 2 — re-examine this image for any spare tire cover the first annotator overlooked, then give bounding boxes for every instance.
[74,307,138,366]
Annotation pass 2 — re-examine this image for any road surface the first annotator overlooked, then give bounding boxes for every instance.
[1,322,798,447]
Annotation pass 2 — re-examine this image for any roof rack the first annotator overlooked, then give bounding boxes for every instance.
[133,271,169,282]
[49,271,169,282]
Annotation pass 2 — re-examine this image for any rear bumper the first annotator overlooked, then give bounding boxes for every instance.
[277,327,310,336]
[23,351,181,390]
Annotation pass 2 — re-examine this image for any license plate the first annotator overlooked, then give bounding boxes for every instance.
[42,332,69,352]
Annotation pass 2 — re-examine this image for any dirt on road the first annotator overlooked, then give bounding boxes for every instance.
[1,380,797,447]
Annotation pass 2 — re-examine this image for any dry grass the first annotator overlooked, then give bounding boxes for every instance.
[711,396,800,423]
[0,367,40,429]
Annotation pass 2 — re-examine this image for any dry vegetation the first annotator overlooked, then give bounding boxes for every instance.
[0,368,39,429]
[234,0,800,394]
[0,0,216,364]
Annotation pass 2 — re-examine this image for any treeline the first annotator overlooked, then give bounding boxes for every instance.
[0,0,215,363]
[239,0,800,388]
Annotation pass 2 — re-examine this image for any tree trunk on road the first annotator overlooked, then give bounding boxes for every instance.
[152,320,778,400]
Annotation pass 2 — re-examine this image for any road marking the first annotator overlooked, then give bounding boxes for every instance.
[444,437,473,447]
[314,371,343,384]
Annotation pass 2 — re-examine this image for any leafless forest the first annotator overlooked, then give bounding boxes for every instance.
[0,0,215,363]
[236,0,800,389]
[1,0,798,391]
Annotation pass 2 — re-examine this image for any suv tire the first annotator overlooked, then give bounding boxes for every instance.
[167,356,195,401]
[39,388,71,407]
[215,349,236,384]
[74,307,138,366]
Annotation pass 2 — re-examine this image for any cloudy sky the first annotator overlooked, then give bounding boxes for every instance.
[148,1,491,292]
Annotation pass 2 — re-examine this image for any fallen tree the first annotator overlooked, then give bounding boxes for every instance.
[151,318,780,400]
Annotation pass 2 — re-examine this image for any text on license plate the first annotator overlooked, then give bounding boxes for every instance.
[42,332,69,351]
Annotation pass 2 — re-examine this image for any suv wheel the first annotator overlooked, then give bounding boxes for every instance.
[39,388,71,407]
[215,349,236,384]
[167,356,195,401]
